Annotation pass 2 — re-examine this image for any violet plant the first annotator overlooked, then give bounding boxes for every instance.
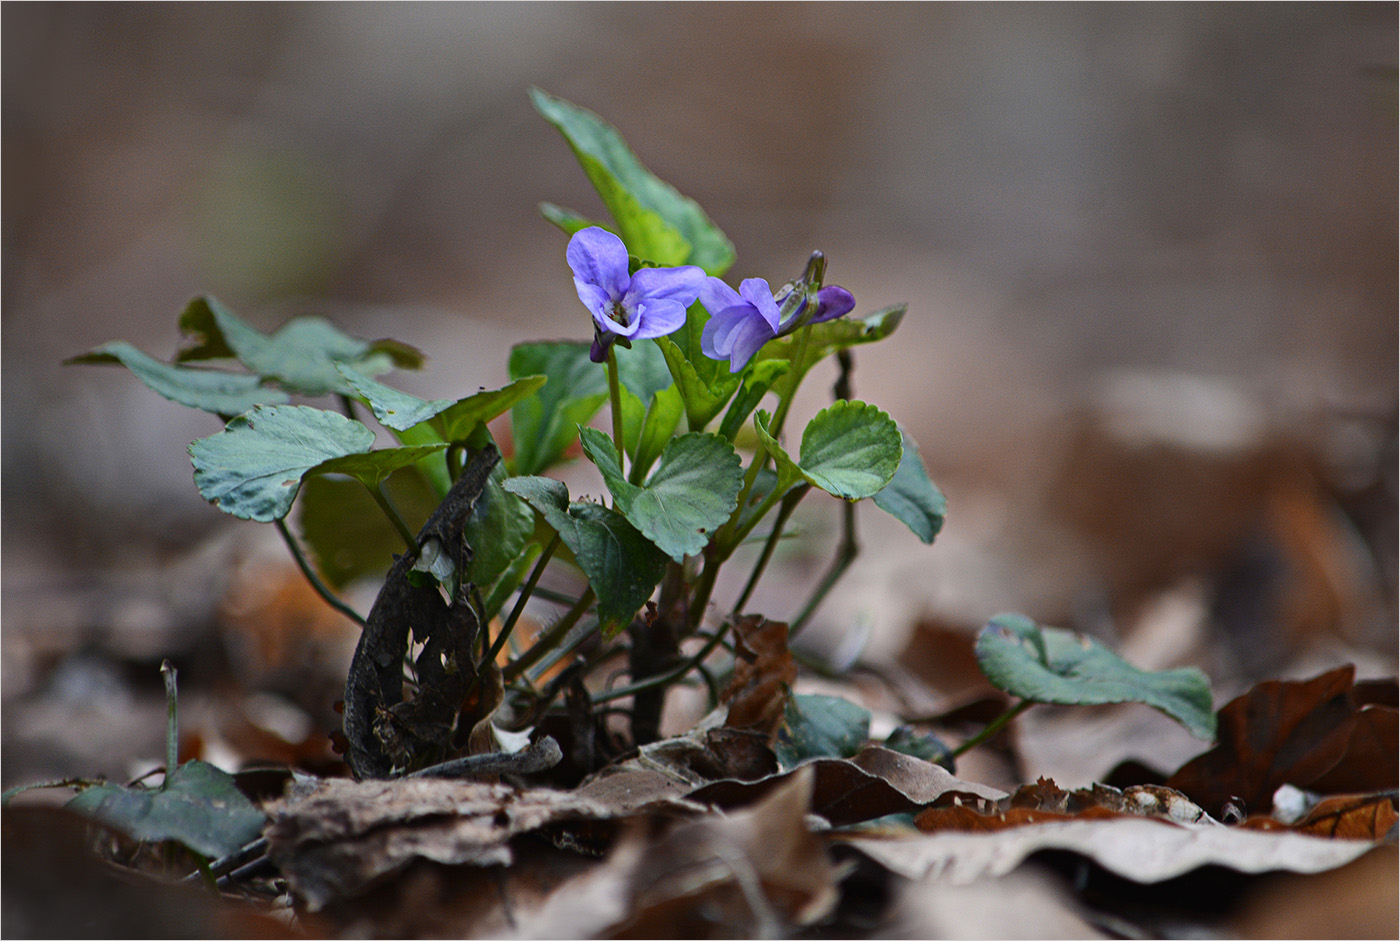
[68,88,1214,782]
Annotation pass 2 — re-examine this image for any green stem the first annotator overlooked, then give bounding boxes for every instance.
[160,660,179,786]
[605,345,627,474]
[592,621,732,704]
[948,699,1034,759]
[485,533,560,668]
[445,442,466,483]
[370,481,418,553]
[275,519,367,629]
[503,588,595,681]
[731,484,809,616]
[789,497,858,640]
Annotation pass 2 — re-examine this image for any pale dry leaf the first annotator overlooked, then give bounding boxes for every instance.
[838,817,1377,886]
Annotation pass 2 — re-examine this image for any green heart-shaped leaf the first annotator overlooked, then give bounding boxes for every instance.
[976,613,1217,740]
[508,342,609,476]
[579,427,742,562]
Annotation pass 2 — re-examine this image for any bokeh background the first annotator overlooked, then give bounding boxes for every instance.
[4,3,1396,788]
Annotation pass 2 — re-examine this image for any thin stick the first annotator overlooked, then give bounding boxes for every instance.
[503,588,595,681]
[788,498,858,640]
[730,484,809,616]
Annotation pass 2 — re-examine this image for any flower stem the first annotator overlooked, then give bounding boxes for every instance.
[605,345,627,474]
[949,699,1034,758]
[274,519,367,629]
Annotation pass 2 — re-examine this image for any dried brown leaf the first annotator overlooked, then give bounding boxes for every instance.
[721,615,796,739]
[1241,792,1399,841]
[1166,666,1399,816]
[517,766,838,938]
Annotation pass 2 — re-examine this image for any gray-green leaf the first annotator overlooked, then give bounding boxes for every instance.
[190,405,375,521]
[976,613,1217,740]
[774,694,872,769]
[65,761,266,860]
[67,341,289,415]
[177,295,423,396]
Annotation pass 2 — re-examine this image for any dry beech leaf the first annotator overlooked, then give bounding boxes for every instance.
[838,817,1379,886]
[1166,666,1399,816]
[265,776,697,910]
[516,765,838,938]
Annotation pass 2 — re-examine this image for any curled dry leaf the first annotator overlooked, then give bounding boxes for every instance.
[687,745,1006,828]
[265,775,699,910]
[516,766,838,938]
[838,817,1379,887]
[1166,666,1399,817]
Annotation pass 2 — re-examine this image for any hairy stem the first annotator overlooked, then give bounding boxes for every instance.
[160,660,179,786]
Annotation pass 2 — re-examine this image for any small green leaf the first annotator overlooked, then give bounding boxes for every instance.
[872,427,947,543]
[503,475,667,636]
[882,726,955,772]
[434,376,548,443]
[508,342,609,476]
[755,401,903,501]
[530,88,735,275]
[976,613,1217,740]
[580,427,742,562]
[67,341,289,415]
[176,295,423,396]
[656,334,741,432]
[774,694,871,769]
[65,761,266,859]
[189,405,376,522]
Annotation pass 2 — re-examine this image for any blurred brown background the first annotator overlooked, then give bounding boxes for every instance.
[3,3,1396,787]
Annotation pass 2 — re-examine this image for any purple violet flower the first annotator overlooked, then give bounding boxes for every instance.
[699,275,855,372]
[567,227,705,362]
